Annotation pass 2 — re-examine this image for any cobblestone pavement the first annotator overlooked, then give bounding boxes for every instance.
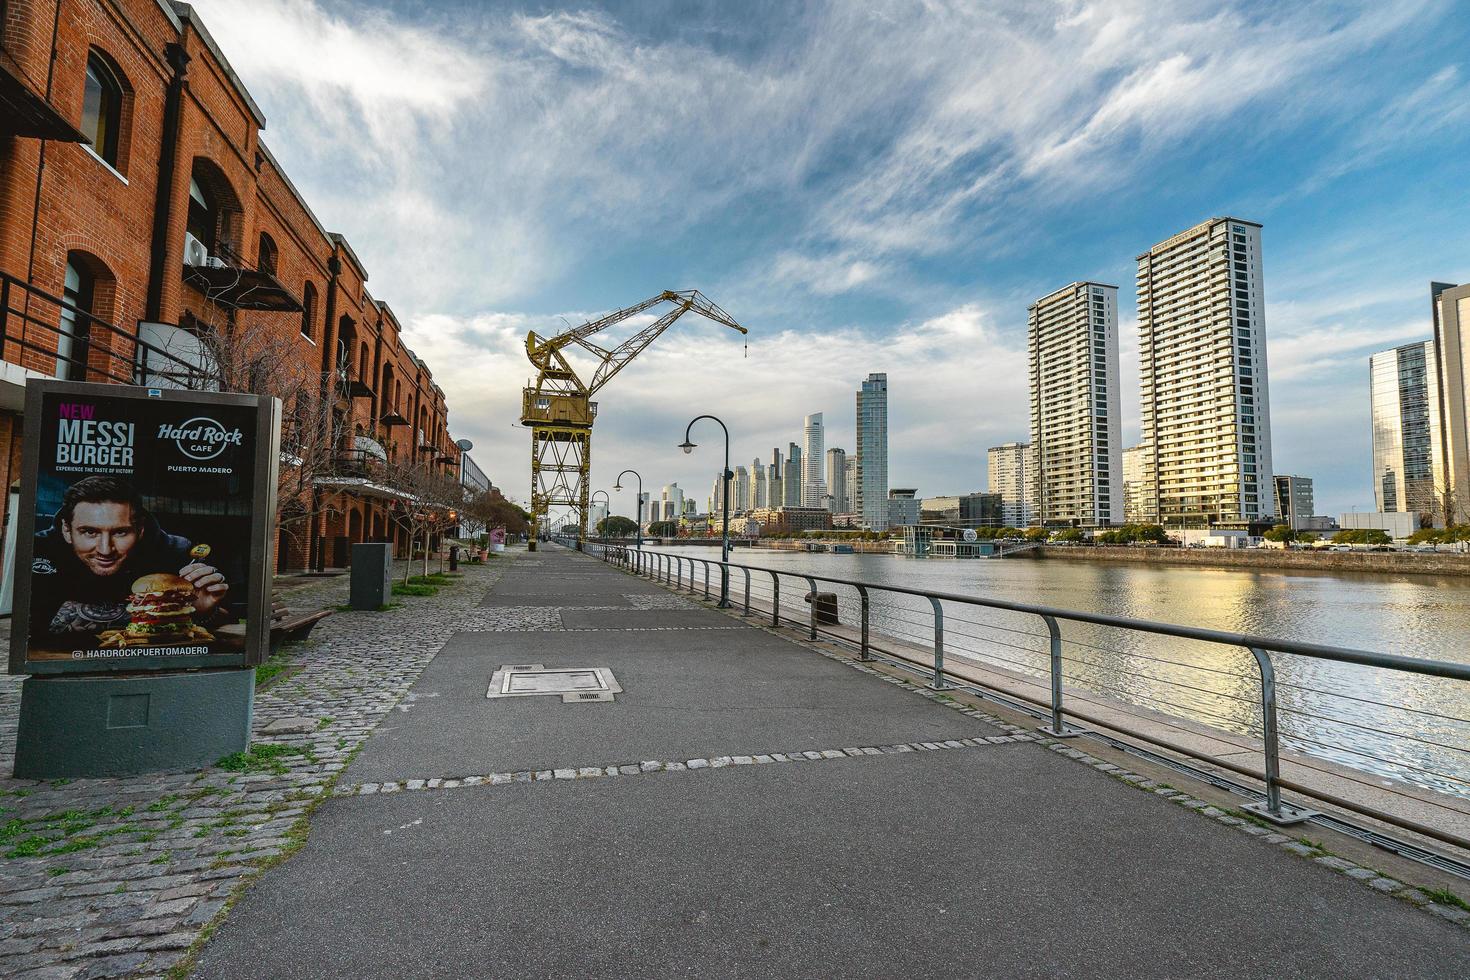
[0,558,509,979]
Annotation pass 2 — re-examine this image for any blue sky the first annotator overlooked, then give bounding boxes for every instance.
[194,0,1470,519]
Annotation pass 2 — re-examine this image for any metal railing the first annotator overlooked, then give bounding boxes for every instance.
[594,542,1470,850]
[1,272,209,388]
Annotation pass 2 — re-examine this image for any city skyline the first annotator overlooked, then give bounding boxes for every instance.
[199,1,1470,520]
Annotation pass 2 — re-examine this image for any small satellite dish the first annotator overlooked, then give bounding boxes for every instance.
[455,438,474,451]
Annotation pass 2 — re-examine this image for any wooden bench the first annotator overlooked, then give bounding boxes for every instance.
[269,594,333,654]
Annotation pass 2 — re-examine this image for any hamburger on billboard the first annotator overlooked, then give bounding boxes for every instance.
[8,381,280,675]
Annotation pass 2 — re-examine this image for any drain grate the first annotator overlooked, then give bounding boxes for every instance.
[487,664,621,702]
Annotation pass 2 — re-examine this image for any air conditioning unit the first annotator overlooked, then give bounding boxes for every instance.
[183,232,209,267]
[205,255,228,269]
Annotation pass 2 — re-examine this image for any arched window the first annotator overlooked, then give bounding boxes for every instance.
[300,282,317,339]
[81,52,123,168]
[258,233,278,276]
[188,177,215,250]
[57,255,96,380]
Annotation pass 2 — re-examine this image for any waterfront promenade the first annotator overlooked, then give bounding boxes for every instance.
[189,546,1469,978]
[2,547,1468,977]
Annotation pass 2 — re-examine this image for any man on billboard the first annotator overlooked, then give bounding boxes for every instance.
[30,475,229,644]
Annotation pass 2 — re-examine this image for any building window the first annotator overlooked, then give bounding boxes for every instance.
[81,53,123,168]
[258,233,278,276]
[300,282,317,339]
[58,256,96,380]
[188,178,215,251]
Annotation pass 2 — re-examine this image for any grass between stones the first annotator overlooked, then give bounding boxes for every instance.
[215,743,315,776]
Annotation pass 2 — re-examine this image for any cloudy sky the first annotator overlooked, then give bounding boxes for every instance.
[194,0,1470,519]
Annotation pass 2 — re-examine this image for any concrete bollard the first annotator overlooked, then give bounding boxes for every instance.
[350,543,393,610]
[805,591,841,625]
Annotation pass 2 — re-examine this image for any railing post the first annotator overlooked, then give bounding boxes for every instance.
[1242,646,1318,825]
[856,585,870,661]
[927,597,949,690]
[770,570,780,627]
[703,561,710,599]
[742,566,751,616]
[676,556,683,590]
[1037,615,1081,737]
[803,575,818,640]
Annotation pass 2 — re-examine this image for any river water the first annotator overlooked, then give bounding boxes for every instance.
[715,547,1470,801]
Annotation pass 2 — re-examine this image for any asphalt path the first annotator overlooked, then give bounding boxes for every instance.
[193,547,1470,978]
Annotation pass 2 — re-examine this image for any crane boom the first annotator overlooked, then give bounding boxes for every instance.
[521,289,747,550]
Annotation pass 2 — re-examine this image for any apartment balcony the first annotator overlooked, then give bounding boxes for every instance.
[182,241,302,313]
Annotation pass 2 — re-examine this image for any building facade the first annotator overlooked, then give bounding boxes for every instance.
[1433,281,1470,525]
[856,372,889,530]
[986,441,1033,527]
[731,467,749,515]
[843,456,857,513]
[1272,475,1314,531]
[887,488,919,528]
[1369,339,1445,522]
[745,506,833,536]
[659,484,685,522]
[0,0,464,579]
[825,447,847,515]
[920,493,1003,529]
[784,442,802,507]
[750,459,766,510]
[802,412,825,506]
[1028,282,1122,527]
[1121,444,1147,524]
[1137,217,1274,527]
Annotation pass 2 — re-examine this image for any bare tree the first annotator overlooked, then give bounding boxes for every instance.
[380,456,462,582]
[158,280,352,569]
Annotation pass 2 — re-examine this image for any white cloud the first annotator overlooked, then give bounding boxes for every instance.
[190,0,1448,311]
[403,301,1027,509]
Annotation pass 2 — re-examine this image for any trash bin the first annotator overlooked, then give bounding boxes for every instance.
[449,545,459,571]
[804,591,841,625]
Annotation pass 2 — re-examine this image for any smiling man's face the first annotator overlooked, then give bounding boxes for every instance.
[62,501,141,576]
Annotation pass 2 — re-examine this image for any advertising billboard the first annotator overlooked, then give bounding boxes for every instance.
[8,381,280,675]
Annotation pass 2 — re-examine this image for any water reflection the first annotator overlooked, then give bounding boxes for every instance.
[726,548,1470,800]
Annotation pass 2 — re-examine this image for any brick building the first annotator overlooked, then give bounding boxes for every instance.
[0,0,464,582]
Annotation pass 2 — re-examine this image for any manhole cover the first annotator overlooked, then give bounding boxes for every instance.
[487,664,621,701]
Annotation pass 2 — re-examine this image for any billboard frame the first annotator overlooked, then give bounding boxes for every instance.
[8,380,280,676]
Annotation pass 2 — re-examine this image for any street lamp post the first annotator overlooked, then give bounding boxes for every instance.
[680,415,732,608]
[614,469,644,550]
[591,490,610,539]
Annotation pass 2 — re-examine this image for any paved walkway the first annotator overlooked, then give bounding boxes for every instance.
[185,546,1469,978]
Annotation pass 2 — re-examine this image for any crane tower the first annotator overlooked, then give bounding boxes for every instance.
[521,290,746,549]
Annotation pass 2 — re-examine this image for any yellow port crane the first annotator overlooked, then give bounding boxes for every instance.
[521,289,747,550]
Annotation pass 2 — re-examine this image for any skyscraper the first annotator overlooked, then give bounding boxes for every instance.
[1137,217,1274,526]
[784,442,802,507]
[843,456,857,513]
[825,447,847,514]
[732,466,750,514]
[1122,444,1147,524]
[986,442,1034,527]
[767,448,783,508]
[751,459,766,510]
[1371,339,1445,521]
[1433,281,1470,524]
[802,413,826,506]
[659,484,684,522]
[856,373,889,530]
[1029,282,1122,527]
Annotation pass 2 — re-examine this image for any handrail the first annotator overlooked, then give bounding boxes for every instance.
[598,542,1470,836]
[1,271,209,388]
[616,545,1470,681]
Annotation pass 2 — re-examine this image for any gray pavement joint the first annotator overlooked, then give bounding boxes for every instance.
[334,731,1033,797]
